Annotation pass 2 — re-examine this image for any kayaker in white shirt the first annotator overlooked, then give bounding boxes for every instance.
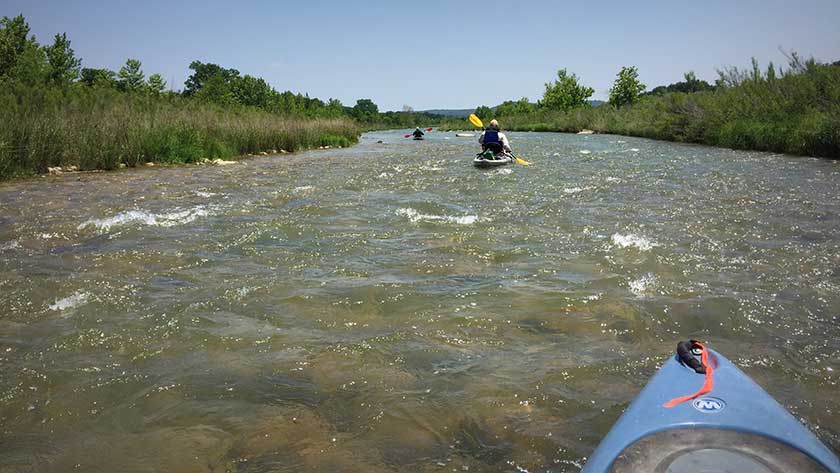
[478,119,512,154]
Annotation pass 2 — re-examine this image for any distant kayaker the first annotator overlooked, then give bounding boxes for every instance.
[478,120,512,154]
[412,127,425,138]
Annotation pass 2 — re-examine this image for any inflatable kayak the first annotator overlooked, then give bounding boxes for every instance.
[473,152,513,168]
[412,136,424,140]
[582,341,840,472]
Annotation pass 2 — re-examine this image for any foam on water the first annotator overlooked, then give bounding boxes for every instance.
[629,273,657,296]
[611,233,658,251]
[0,240,20,251]
[78,206,213,233]
[563,186,595,194]
[293,186,315,193]
[396,208,480,225]
[579,150,592,155]
[49,291,90,311]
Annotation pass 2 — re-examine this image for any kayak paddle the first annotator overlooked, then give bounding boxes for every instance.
[511,153,531,166]
[468,114,531,166]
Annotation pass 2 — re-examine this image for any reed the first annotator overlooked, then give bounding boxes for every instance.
[439,58,840,159]
[0,87,359,180]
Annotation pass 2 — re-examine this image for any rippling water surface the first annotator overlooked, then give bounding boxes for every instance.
[1,131,839,472]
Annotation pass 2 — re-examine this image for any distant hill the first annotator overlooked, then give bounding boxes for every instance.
[421,100,605,117]
[419,108,475,117]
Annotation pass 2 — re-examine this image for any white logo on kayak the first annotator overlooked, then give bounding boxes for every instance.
[693,397,726,413]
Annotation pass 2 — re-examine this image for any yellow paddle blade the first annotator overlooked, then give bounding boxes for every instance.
[514,155,531,166]
[468,113,484,128]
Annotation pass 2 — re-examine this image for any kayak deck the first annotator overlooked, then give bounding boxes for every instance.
[473,153,512,167]
[582,348,840,472]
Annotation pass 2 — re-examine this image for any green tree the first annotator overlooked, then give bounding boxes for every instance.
[326,98,346,116]
[183,60,240,96]
[4,43,46,86]
[539,69,594,111]
[0,14,45,84]
[231,74,272,107]
[474,105,492,120]
[80,67,116,87]
[44,32,80,85]
[194,74,236,105]
[1,15,32,76]
[147,73,166,94]
[273,90,301,114]
[118,58,145,92]
[351,98,379,122]
[495,97,533,116]
[305,95,325,113]
[609,66,646,108]
[645,71,714,96]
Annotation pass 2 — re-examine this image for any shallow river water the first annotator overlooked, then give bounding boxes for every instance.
[1,130,839,472]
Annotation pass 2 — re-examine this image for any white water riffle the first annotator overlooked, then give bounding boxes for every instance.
[48,291,91,311]
[396,207,481,225]
[0,240,20,251]
[611,233,658,251]
[78,205,214,233]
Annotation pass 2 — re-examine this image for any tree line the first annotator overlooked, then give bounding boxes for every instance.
[0,15,369,179]
[460,53,839,159]
[471,65,721,120]
[0,14,439,128]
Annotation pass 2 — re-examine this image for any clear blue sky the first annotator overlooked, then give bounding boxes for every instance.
[5,0,840,111]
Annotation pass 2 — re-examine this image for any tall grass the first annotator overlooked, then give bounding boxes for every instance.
[441,58,840,159]
[0,87,359,180]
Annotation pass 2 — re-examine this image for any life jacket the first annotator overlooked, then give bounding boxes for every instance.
[483,130,500,144]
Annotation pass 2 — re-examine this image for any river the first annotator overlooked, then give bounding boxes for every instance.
[1,130,838,472]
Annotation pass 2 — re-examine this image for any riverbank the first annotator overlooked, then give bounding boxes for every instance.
[0,88,359,181]
[440,59,840,159]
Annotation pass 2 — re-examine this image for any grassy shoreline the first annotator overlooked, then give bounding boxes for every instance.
[0,88,359,181]
[440,59,840,159]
